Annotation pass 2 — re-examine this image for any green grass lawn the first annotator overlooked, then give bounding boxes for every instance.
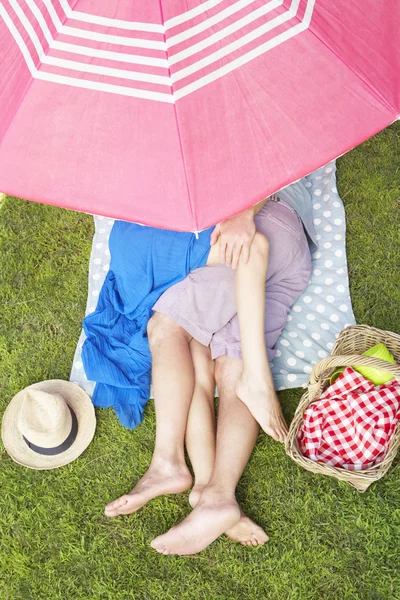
[0,122,399,600]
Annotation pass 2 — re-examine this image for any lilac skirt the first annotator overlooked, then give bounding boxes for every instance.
[153,200,312,361]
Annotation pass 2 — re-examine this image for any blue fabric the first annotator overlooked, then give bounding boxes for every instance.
[81,221,213,429]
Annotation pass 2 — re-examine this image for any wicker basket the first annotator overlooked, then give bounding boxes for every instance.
[285,325,400,492]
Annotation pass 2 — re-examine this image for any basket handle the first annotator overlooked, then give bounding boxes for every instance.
[309,354,400,387]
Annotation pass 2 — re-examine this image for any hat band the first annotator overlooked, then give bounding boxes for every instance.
[22,406,78,456]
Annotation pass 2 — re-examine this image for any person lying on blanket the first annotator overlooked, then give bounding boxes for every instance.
[85,192,316,556]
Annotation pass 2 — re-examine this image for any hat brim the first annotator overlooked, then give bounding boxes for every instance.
[1,380,96,470]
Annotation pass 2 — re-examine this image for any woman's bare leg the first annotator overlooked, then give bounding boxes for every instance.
[207,233,287,442]
[185,339,216,508]
[185,342,268,546]
[105,313,194,516]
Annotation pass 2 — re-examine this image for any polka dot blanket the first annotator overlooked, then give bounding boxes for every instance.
[70,160,355,395]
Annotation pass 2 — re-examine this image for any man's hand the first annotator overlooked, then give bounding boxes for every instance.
[210,207,256,269]
[210,199,267,269]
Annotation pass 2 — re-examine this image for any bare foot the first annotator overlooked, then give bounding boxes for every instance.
[104,460,192,517]
[151,489,241,555]
[236,374,288,442]
[225,515,269,546]
[189,485,268,546]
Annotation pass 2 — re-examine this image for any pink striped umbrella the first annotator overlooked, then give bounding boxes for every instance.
[0,1,399,231]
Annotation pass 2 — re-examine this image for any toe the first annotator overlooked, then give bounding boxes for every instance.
[151,536,167,552]
[105,498,126,515]
[105,495,132,516]
[267,427,280,441]
[257,530,269,544]
[277,424,287,443]
[111,496,128,509]
[259,537,268,545]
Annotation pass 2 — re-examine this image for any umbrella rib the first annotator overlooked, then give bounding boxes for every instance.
[157,0,199,233]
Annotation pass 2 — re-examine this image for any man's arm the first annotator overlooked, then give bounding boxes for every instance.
[210,198,268,269]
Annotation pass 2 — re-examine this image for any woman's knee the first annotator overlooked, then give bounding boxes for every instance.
[250,231,269,264]
[253,231,270,252]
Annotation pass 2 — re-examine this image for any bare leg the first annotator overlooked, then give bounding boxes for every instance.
[186,342,269,546]
[105,313,193,516]
[207,233,287,442]
[185,339,216,508]
[151,356,268,555]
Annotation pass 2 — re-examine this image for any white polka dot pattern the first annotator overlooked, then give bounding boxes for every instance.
[269,160,355,391]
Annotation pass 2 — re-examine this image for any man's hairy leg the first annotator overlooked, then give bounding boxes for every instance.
[105,314,194,517]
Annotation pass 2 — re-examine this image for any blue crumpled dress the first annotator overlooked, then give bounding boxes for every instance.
[81,220,213,429]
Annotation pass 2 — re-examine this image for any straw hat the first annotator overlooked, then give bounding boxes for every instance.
[1,380,96,470]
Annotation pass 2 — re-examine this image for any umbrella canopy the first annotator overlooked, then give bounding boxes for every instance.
[0,0,399,231]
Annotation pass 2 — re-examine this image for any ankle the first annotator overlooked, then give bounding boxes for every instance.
[239,370,272,391]
[200,483,237,503]
[151,452,188,472]
[191,481,208,496]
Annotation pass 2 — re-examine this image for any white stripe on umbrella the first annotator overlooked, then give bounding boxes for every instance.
[9,0,171,85]
[58,25,166,51]
[34,0,304,71]
[36,0,166,50]
[61,0,230,32]
[50,41,168,68]
[16,0,305,76]
[42,56,172,86]
[0,5,174,103]
[7,0,168,68]
[29,0,282,56]
[168,0,283,62]
[170,0,302,72]
[63,0,242,32]
[164,0,226,30]
[31,0,285,56]
[1,0,316,102]
[166,0,261,46]
[62,0,264,48]
[175,0,316,99]
[58,0,164,33]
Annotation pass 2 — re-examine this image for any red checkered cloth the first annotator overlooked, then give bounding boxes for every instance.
[298,367,400,470]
